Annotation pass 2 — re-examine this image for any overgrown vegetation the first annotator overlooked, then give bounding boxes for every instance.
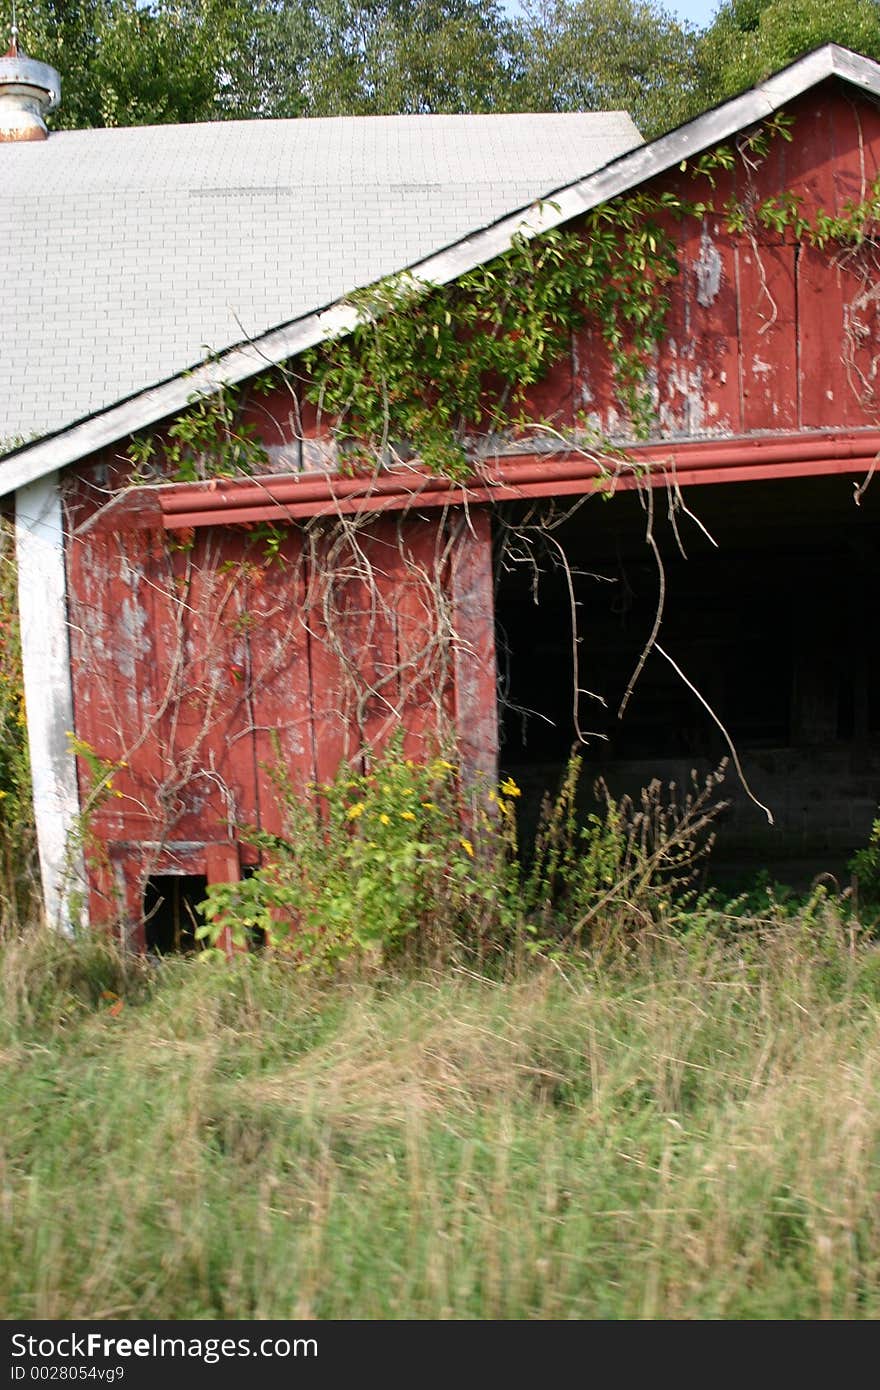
[302,198,683,476]
[3,718,880,1320]
[201,750,518,965]
[199,744,728,970]
[0,519,37,934]
[4,14,880,1315]
[122,106,880,489]
[16,0,880,139]
[3,905,880,1319]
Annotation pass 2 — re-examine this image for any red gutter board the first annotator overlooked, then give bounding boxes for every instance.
[80,431,880,534]
[647,455,880,490]
[158,468,438,513]
[156,442,880,527]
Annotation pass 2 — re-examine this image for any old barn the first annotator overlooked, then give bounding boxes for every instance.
[3,41,880,942]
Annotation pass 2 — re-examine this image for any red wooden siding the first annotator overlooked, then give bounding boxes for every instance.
[519,83,880,444]
[65,486,495,940]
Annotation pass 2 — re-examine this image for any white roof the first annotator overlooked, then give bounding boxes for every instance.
[0,110,641,442]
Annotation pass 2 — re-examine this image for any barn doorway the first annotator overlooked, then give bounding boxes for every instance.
[493,474,880,885]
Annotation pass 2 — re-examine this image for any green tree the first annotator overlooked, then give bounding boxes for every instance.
[509,0,712,137]
[16,1,240,127]
[13,0,518,126]
[270,0,519,115]
[699,0,880,101]
[18,0,876,139]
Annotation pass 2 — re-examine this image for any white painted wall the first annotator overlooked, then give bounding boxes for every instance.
[15,472,84,931]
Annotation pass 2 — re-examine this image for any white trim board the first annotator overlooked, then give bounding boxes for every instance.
[15,473,85,930]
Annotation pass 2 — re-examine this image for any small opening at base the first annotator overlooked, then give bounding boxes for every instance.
[144,875,208,954]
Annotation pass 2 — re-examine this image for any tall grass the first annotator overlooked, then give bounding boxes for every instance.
[2,907,880,1319]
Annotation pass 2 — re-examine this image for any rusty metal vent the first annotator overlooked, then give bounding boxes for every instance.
[0,29,60,142]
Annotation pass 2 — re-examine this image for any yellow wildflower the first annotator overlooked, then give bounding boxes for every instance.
[346,802,365,820]
[379,813,391,825]
[500,776,521,798]
[459,837,474,858]
[400,810,416,821]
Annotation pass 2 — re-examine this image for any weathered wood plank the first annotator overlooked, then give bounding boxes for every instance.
[449,509,499,784]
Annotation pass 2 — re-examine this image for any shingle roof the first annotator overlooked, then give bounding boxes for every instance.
[0,111,641,442]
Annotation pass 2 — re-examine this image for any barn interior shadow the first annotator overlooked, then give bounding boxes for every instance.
[494,473,880,890]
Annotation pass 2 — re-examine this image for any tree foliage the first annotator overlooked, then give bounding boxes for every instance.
[510,0,711,137]
[701,0,880,100]
[12,1,880,138]
[17,1,228,127]
[16,0,518,126]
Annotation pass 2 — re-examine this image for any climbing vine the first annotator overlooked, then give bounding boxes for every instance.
[129,376,275,484]
[301,199,683,477]
[296,113,803,479]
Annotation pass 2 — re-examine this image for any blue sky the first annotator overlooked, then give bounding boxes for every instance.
[666,0,722,27]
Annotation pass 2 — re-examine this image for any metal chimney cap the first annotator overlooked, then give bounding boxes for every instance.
[0,52,61,110]
[0,32,61,140]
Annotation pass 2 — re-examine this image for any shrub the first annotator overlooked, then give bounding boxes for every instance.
[199,745,729,970]
[522,755,729,945]
[850,817,880,917]
[198,748,520,970]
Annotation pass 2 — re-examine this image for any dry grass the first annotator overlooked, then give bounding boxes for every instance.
[2,911,880,1319]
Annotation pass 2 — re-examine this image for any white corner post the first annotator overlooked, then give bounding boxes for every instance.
[15,472,85,932]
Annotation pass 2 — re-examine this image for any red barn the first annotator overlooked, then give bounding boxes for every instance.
[3,43,880,941]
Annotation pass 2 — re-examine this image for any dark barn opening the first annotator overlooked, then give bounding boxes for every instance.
[494,474,880,886]
[143,875,209,954]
